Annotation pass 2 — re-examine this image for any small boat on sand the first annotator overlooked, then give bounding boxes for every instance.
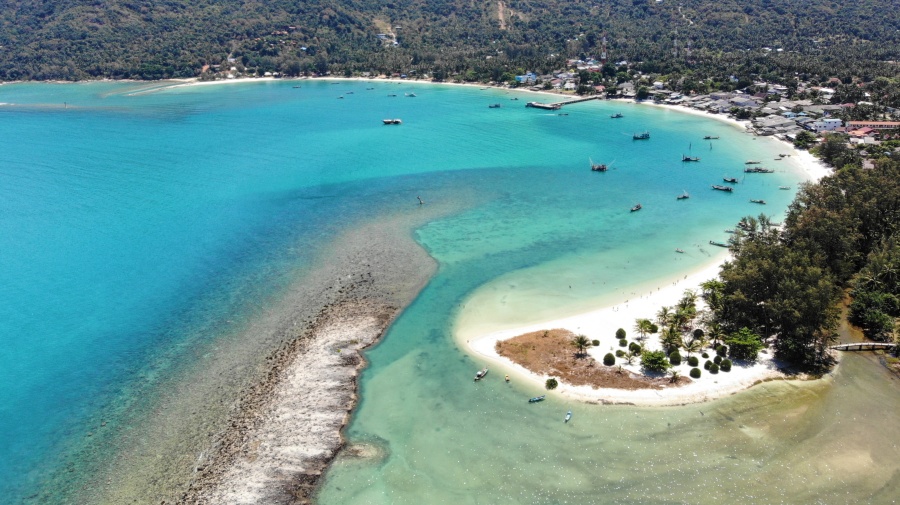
[474,368,488,381]
[631,203,642,212]
[723,177,738,183]
[750,199,767,204]
[676,190,690,200]
[565,411,572,423]
[711,185,734,192]
[528,395,546,403]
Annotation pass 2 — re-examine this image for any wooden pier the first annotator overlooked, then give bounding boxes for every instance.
[526,96,599,110]
[830,342,897,352]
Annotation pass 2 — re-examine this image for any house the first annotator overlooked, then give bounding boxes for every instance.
[563,81,577,91]
[846,121,900,130]
[515,72,537,84]
[812,118,843,132]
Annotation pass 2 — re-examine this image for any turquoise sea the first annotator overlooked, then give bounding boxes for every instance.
[1,80,897,504]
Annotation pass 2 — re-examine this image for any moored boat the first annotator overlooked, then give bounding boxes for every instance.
[779,186,791,190]
[704,135,720,139]
[633,131,650,140]
[745,160,762,164]
[382,119,402,125]
[631,203,642,212]
[723,177,738,183]
[564,411,572,423]
[711,185,734,192]
[676,190,690,200]
[744,167,774,173]
[488,104,501,108]
[750,199,767,204]
[611,113,623,118]
[675,248,685,253]
[528,395,546,403]
[709,240,730,248]
[474,368,488,381]
[682,155,701,162]
[590,158,608,172]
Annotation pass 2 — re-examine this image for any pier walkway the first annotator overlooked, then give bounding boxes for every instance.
[526,96,600,110]
[830,342,897,352]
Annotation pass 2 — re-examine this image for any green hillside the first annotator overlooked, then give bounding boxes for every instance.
[0,0,898,81]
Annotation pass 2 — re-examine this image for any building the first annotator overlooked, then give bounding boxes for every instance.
[812,118,843,132]
[846,121,900,130]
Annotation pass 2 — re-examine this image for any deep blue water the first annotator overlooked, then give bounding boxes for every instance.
[0,80,809,502]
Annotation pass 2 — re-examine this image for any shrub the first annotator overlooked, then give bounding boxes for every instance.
[545,378,558,390]
[616,328,627,339]
[615,350,626,358]
[704,360,712,370]
[690,367,702,379]
[720,359,732,372]
[710,363,720,374]
[603,353,616,366]
[714,355,722,365]
[629,342,642,354]
[687,356,699,367]
[641,350,671,372]
[619,338,628,347]
[592,339,600,346]
[716,345,728,357]
[724,327,764,361]
[702,352,709,358]
[669,350,682,366]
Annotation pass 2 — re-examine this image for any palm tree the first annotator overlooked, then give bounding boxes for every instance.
[660,325,682,353]
[683,337,703,357]
[656,305,673,327]
[634,318,654,341]
[571,334,591,358]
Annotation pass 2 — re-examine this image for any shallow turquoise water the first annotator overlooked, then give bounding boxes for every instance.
[0,80,838,503]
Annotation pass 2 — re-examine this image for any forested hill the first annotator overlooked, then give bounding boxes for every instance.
[1,0,898,82]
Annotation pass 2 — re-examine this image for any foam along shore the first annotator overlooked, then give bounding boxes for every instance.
[458,256,796,406]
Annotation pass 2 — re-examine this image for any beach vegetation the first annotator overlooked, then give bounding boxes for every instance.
[616,328,627,339]
[656,306,673,327]
[683,337,703,358]
[634,318,654,341]
[616,350,627,358]
[629,342,642,354]
[724,327,764,361]
[641,350,671,373]
[660,325,683,354]
[688,356,699,367]
[720,359,733,372]
[704,360,712,370]
[714,355,723,365]
[669,369,680,383]
[619,338,628,347]
[668,350,682,366]
[603,353,616,366]
[716,345,728,357]
[592,339,600,346]
[690,367,702,379]
[710,363,720,374]
[702,352,710,359]
[572,334,592,358]
[546,378,559,390]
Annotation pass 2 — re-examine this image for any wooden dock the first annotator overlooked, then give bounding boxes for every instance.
[526,96,599,110]
[830,342,897,352]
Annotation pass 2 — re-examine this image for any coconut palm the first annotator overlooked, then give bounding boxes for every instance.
[634,318,654,341]
[660,325,683,353]
[656,305,673,327]
[571,334,591,358]
[683,337,703,357]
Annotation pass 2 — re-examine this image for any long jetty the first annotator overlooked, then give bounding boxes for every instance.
[830,342,897,352]
[526,96,599,110]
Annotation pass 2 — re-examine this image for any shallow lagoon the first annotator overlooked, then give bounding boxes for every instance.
[2,80,891,504]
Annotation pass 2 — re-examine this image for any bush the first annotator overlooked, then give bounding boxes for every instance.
[545,378,558,390]
[615,350,626,358]
[724,327,764,361]
[629,342,642,354]
[704,360,712,370]
[720,359,732,372]
[669,350,682,366]
[714,355,723,365]
[616,328,627,339]
[619,338,628,347]
[716,345,728,357]
[603,353,616,366]
[592,339,600,346]
[702,352,709,358]
[710,363,720,374]
[690,367,702,379]
[641,350,671,372]
[687,356,699,367]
